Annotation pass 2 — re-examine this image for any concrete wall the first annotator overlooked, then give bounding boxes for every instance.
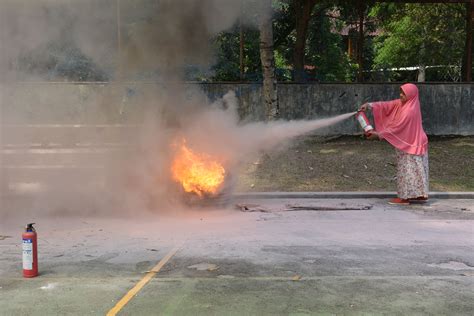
[202,83,474,135]
[1,82,473,134]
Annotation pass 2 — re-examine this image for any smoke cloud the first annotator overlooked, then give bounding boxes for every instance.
[0,0,354,220]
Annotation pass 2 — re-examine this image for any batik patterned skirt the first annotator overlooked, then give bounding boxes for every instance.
[396,149,429,199]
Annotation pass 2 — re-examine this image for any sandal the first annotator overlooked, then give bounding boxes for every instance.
[388,198,410,205]
[409,196,428,204]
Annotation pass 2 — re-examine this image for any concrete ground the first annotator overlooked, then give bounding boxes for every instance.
[0,198,473,315]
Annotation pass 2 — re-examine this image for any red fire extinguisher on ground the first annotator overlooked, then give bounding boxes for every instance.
[355,111,374,137]
[22,223,38,278]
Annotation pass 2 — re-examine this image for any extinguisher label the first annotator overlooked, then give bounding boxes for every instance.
[22,239,33,270]
[357,115,368,128]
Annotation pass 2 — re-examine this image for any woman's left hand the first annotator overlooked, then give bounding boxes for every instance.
[366,131,380,140]
[358,103,369,112]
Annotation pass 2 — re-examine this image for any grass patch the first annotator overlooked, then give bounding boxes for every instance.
[236,136,474,192]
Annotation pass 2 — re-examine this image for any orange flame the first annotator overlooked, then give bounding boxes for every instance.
[171,140,225,197]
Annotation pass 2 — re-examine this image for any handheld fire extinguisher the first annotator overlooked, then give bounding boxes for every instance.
[22,223,38,278]
[355,111,374,137]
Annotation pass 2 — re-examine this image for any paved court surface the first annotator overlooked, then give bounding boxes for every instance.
[1,198,473,315]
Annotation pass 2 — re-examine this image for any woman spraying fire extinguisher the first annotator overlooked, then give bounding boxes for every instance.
[359,83,429,205]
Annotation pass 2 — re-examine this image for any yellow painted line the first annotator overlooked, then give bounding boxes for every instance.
[106,245,181,316]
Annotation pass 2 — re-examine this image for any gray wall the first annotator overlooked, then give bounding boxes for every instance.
[1,83,472,134]
[201,83,474,135]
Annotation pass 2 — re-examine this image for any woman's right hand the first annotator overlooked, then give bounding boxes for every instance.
[358,103,369,112]
[366,131,380,140]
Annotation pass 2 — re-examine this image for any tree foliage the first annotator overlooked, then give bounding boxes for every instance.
[12,0,470,83]
[371,3,467,81]
[209,1,469,83]
[273,0,358,82]
[305,5,357,82]
[211,28,262,82]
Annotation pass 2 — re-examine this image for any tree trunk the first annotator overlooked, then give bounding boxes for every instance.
[417,65,426,82]
[356,0,365,82]
[259,0,279,121]
[293,0,317,82]
[462,0,473,82]
[239,0,245,81]
[418,39,426,82]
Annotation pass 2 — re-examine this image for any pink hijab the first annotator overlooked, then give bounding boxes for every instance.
[372,83,428,155]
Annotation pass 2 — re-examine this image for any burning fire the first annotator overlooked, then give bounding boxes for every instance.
[171,140,226,197]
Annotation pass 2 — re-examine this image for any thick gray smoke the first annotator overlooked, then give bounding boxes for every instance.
[121,0,242,80]
[179,91,355,166]
[0,0,117,81]
[0,0,354,219]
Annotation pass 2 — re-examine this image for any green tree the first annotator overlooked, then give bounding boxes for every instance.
[211,28,262,82]
[292,0,319,82]
[211,30,243,81]
[335,0,377,82]
[371,3,466,82]
[305,6,357,82]
[273,0,357,82]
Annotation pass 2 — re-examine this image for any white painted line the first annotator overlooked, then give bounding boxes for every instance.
[2,165,105,169]
[3,124,138,128]
[2,148,127,154]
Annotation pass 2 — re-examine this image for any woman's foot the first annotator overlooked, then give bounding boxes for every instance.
[409,196,428,204]
[388,197,410,205]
